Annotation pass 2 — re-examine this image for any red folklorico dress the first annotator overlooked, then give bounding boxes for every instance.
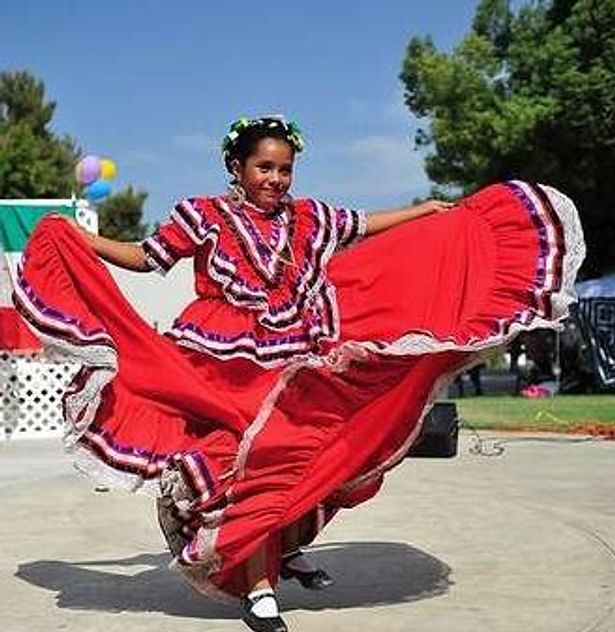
[13,180,585,600]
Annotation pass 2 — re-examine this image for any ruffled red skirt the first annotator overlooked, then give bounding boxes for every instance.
[13,181,584,600]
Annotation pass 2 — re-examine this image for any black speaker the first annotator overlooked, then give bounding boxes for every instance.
[406,401,459,458]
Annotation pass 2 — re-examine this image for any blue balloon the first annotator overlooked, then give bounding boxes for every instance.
[86,179,111,203]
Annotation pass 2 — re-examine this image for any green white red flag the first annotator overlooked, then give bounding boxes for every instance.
[0,200,96,351]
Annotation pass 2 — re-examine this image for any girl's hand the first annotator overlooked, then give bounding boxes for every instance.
[48,213,82,231]
[366,198,457,236]
[414,199,455,216]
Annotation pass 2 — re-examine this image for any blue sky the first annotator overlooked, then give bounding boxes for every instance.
[2,1,481,224]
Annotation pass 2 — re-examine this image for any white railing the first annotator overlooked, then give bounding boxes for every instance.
[0,351,79,441]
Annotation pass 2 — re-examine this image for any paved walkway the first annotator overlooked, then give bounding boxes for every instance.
[1,432,614,632]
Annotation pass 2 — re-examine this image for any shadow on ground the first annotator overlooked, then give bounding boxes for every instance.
[16,541,452,620]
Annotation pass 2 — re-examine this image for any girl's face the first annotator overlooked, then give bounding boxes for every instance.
[234,138,294,210]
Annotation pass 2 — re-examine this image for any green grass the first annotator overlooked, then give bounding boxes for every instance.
[451,395,615,432]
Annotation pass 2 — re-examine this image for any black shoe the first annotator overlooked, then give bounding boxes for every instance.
[280,552,334,590]
[241,592,288,632]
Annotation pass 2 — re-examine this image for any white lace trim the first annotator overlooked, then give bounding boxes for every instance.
[72,446,160,496]
[24,330,118,448]
[169,555,236,605]
[333,182,586,492]
[337,356,477,496]
[156,491,237,604]
[233,360,306,478]
[230,182,586,504]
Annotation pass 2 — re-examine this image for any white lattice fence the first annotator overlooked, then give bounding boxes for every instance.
[0,351,80,440]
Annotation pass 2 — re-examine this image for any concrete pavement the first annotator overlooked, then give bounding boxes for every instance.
[1,432,614,632]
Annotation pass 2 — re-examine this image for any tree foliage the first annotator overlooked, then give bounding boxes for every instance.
[400,0,615,276]
[0,71,79,198]
[97,186,149,241]
[0,70,150,241]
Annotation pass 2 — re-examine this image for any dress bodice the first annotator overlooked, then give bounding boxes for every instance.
[142,195,366,365]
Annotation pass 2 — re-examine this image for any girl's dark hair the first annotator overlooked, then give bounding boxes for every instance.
[221,116,304,174]
[224,122,293,173]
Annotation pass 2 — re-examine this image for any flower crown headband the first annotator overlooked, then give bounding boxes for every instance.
[221,115,305,165]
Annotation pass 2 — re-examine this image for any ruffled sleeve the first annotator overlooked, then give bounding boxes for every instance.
[333,206,367,251]
[142,198,210,275]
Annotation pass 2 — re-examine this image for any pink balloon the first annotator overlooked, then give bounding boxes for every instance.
[76,155,102,185]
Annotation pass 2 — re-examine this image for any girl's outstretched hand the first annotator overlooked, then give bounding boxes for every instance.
[413,199,456,216]
[366,198,457,236]
[48,213,82,231]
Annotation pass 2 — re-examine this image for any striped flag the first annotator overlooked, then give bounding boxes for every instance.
[0,199,97,351]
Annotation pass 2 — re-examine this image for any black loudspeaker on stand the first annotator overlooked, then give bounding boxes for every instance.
[406,401,459,458]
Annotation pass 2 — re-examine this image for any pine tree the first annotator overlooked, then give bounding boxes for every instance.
[97,186,149,241]
[0,71,79,198]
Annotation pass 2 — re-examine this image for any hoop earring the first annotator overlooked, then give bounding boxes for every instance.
[280,192,294,207]
[228,179,246,206]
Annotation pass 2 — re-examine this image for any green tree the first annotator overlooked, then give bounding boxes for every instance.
[97,186,149,241]
[0,71,79,197]
[400,0,615,277]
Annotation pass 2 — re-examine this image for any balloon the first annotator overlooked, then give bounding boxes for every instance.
[85,179,111,203]
[75,155,102,184]
[100,158,117,180]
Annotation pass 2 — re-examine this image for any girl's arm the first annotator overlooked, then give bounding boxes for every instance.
[365,199,454,236]
[57,216,152,272]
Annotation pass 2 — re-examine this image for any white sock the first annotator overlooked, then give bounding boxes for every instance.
[247,588,279,618]
[284,552,318,573]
